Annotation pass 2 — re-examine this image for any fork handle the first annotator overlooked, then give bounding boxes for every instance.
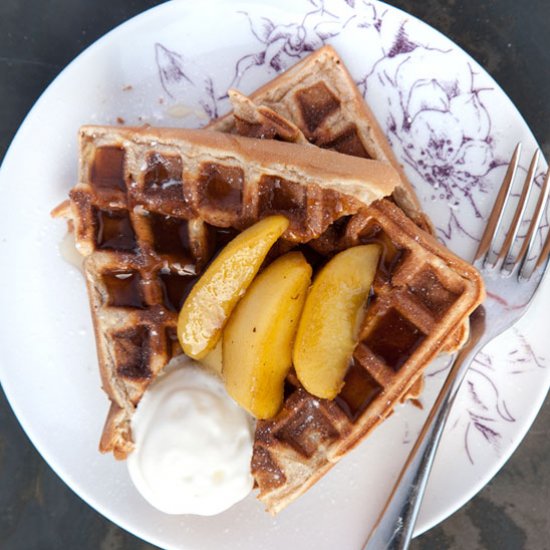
[363,306,486,550]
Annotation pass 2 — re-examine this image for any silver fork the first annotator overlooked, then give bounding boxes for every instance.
[363,144,550,550]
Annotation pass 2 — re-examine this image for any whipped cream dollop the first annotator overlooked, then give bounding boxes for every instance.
[127,356,254,515]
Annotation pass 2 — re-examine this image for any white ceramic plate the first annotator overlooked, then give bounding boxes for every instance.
[1,1,548,549]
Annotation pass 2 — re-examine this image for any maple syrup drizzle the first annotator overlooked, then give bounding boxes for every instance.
[335,357,383,421]
[159,272,198,312]
[96,209,137,251]
[103,272,146,308]
[149,212,192,257]
[199,163,244,212]
[90,146,126,193]
[362,308,426,372]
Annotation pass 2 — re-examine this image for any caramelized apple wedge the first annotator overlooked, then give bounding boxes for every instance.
[293,245,380,400]
[223,252,312,419]
[199,340,223,376]
[178,215,289,359]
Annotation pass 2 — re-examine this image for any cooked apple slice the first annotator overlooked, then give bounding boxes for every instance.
[293,244,380,400]
[178,215,289,359]
[199,339,222,376]
[223,252,312,419]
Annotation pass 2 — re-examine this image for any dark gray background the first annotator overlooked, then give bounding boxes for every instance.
[1,1,548,549]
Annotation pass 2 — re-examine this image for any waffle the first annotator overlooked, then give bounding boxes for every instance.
[65,124,400,458]
[59,124,483,514]
[253,198,484,512]
[209,45,432,233]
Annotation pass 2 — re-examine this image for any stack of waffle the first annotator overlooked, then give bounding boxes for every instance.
[252,197,482,512]
[211,45,432,233]
[56,46,484,514]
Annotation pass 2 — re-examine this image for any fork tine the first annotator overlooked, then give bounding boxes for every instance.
[493,149,540,269]
[517,169,550,274]
[474,143,522,263]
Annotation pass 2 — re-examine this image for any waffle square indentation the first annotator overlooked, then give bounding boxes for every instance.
[149,213,192,257]
[95,208,137,251]
[273,394,339,458]
[90,146,126,193]
[295,82,340,133]
[258,175,306,218]
[251,446,287,489]
[358,225,407,282]
[158,271,197,312]
[102,271,145,308]
[335,359,383,420]
[113,326,151,379]
[362,308,426,371]
[320,125,370,158]
[408,268,462,318]
[198,163,244,213]
[143,152,185,202]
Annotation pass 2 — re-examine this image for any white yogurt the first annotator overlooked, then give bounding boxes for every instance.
[127,356,254,515]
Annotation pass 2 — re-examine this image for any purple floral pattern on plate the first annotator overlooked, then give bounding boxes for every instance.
[460,331,546,464]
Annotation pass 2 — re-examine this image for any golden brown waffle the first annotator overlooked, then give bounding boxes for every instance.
[209,45,432,232]
[65,124,400,458]
[60,124,483,514]
[252,199,483,512]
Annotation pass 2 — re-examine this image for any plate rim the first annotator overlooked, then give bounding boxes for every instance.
[0,0,548,546]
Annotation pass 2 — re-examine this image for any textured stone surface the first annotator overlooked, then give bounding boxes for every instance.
[0,1,548,549]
